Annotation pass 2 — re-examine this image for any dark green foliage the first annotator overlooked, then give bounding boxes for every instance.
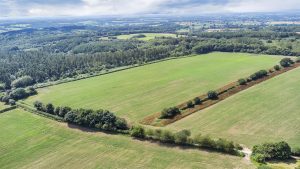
[45,103,55,114]
[131,126,145,138]
[1,95,10,104]
[250,70,268,80]
[280,58,294,67]
[207,91,218,100]
[9,88,27,100]
[34,101,44,111]
[274,65,281,71]
[34,102,128,131]
[193,97,202,105]
[251,141,292,162]
[186,100,194,108]
[160,107,181,119]
[11,76,34,88]
[238,78,247,85]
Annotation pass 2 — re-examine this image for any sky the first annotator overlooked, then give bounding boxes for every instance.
[1,0,300,18]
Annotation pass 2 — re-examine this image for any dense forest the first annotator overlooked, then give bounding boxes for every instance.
[1,19,300,90]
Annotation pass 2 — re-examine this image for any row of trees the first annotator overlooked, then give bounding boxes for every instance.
[130,126,242,155]
[33,102,128,131]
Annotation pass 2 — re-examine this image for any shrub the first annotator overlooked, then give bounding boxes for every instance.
[207,91,218,100]
[8,99,16,105]
[46,103,55,114]
[115,118,128,130]
[186,100,194,108]
[251,154,266,163]
[274,65,281,71]
[64,111,77,123]
[193,97,202,105]
[296,57,300,63]
[251,141,292,162]
[1,95,10,104]
[160,107,181,119]
[238,78,247,85]
[292,147,300,156]
[9,88,28,100]
[130,126,145,138]
[34,101,44,111]
[11,76,34,88]
[250,70,268,80]
[59,106,72,117]
[0,83,5,91]
[280,58,294,67]
[174,130,191,144]
[160,130,175,143]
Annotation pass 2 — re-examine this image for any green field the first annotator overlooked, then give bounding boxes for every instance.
[25,52,283,122]
[117,33,177,40]
[0,102,9,111]
[0,109,254,169]
[168,67,300,148]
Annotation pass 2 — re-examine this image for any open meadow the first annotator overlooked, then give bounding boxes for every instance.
[167,67,300,148]
[0,109,254,169]
[116,33,177,40]
[25,52,284,122]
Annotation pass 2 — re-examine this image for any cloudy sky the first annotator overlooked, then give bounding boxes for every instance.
[1,0,300,18]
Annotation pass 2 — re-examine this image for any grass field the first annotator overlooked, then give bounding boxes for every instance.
[25,52,284,122]
[167,67,300,148]
[0,109,254,169]
[0,102,9,111]
[116,33,177,40]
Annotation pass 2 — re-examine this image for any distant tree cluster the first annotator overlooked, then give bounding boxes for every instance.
[0,87,37,105]
[33,102,128,131]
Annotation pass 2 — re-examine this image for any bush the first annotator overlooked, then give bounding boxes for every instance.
[296,57,300,63]
[115,118,128,130]
[46,103,55,114]
[1,95,10,104]
[34,101,44,111]
[274,65,281,71]
[207,91,218,100]
[250,70,268,80]
[251,154,266,163]
[193,97,202,105]
[238,78,247,85]
[186,100,194,108]
[130,126,145,138]
[174,130,191,144]
[160,130,175,143]
[8,99,16,105]
[11,76,34,88]
[251,141,292,162]
[59,106,72,117]
[280,58,294,67]
[160,107,181,119]
[9,88,28,100]
[292,147,300,156]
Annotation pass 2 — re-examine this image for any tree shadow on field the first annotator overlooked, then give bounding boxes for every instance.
[132,137,234,156]
[66,123,126,136]
[267,158,298,165]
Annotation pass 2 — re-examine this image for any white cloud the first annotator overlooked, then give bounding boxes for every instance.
[1,0,300,17]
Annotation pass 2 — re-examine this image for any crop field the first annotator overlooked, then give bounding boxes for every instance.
[167,67,300,148]
[0,109,254,169]
[25,52,284,122]
[116,33,177,40]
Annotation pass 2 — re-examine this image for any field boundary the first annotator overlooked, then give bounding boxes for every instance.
[0,106,17,114]
[141,63,300,126]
